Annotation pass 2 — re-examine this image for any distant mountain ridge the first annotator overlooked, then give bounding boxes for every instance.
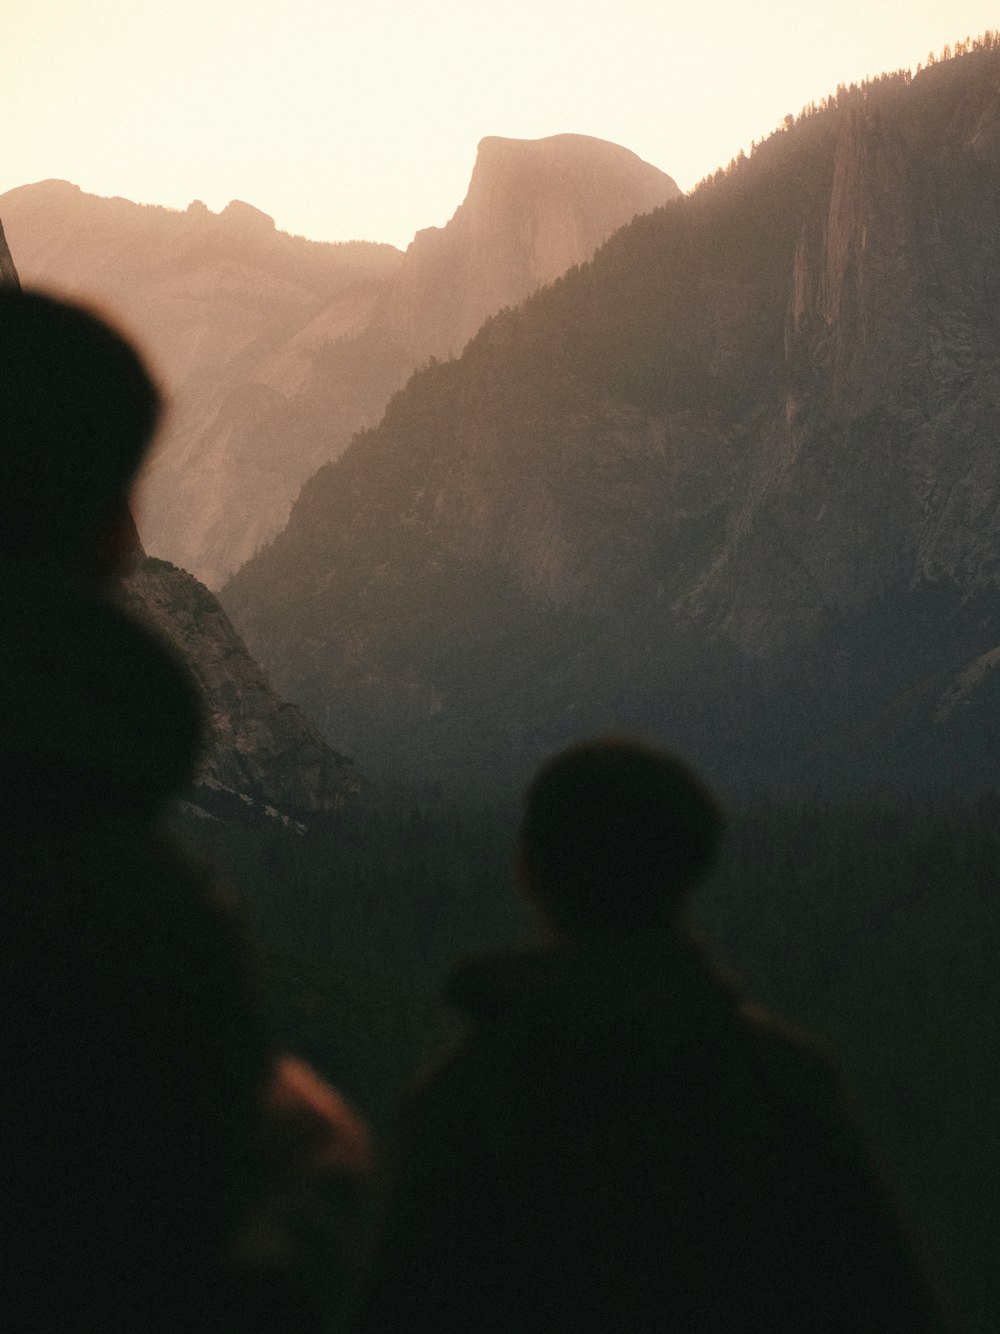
[0,179,402,586]
[385,134,680,360]
[221,42,1000,793]
[1,137,678,585]
[0,233,362,820]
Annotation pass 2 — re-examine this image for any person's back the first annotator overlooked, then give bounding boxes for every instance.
[2,825,267,1331]
[0,288,369,1331]
[359,739,950,1332]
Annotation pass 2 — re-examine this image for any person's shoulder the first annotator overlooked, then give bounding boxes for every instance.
[403,1028,481,1123]
[0,566,203,814]
[396,994,530,1163]
[731,997,843,1108]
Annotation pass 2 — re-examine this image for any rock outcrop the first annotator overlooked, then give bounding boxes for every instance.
[221,45,1000,793]
[2,229,362,819]
[0,181,403,584]
[0,218,20,288]
[120,555,364,821]
[1,135,677,585]
[385,134,679,360]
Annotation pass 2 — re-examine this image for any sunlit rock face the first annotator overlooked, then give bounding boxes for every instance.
[222,47,1000,792]
[0,135,676,586]
[386,134,680,360]
[0,181,403,585]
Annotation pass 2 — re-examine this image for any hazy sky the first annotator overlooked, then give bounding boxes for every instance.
[3,1,996,250]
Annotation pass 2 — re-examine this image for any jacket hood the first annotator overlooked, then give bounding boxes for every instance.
[0,561,203,818]
[446,932,741,1039]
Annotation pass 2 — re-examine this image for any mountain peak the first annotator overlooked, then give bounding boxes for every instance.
[389,133,680,359]
[473,131,672,170]
[219,199,276,233]
[0,216,20,289]
[11,178,81,198]
[462,133,679,225]
[223,46,1000,791]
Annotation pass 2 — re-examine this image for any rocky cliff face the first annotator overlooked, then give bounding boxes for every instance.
[119,555,364,821]
[0,218,20,288]
[2,230,362,818]
[1,135,676,585]
[221,45,1000,793]
[0,181,403,585]
[695,64,1000,658]
[385,134,679,360]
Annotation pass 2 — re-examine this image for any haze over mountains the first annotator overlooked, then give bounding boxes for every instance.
[1,136,678,586]
[0,230,362,823]
[220,42,1000,793]
[385,134,679,360]
[7,46,1000,795]
[7,88,1000,1333]
[0,182,400,587]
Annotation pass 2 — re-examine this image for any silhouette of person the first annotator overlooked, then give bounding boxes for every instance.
[358,737,950,1333]
[0,288,369,1332]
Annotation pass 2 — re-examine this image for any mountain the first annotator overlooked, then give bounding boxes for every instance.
[0,217,19,287]
[221,41,1000,794]
[385,134,680,360]
[1,231,362,821]
[119,552,364,823]
[0,181,403,586]
[1,138,678,587]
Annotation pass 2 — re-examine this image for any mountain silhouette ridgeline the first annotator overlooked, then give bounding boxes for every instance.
[221,40,1000,792]
[385,134,680,361]
[1,137,677,586]
[0,180,402,586]
[119,550,365,824]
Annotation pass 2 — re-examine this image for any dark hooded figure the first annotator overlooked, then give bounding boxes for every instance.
[358,738,951,1333]
[0,289,368,1332]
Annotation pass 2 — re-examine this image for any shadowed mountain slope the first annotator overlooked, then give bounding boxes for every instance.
[0,218,20,288]
[119,553,364,822]
[2,137,677,585]
[222,42,1000,794]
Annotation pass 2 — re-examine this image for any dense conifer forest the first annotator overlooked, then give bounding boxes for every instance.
[176,790,998,1331]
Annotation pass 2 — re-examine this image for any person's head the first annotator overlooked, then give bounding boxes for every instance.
[518,737,724,941]
[0,288,160,576]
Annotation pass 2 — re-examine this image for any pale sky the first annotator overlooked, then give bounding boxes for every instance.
[3,1,996,250]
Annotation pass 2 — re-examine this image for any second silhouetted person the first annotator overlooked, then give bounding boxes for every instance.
[359,737,949,1333]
